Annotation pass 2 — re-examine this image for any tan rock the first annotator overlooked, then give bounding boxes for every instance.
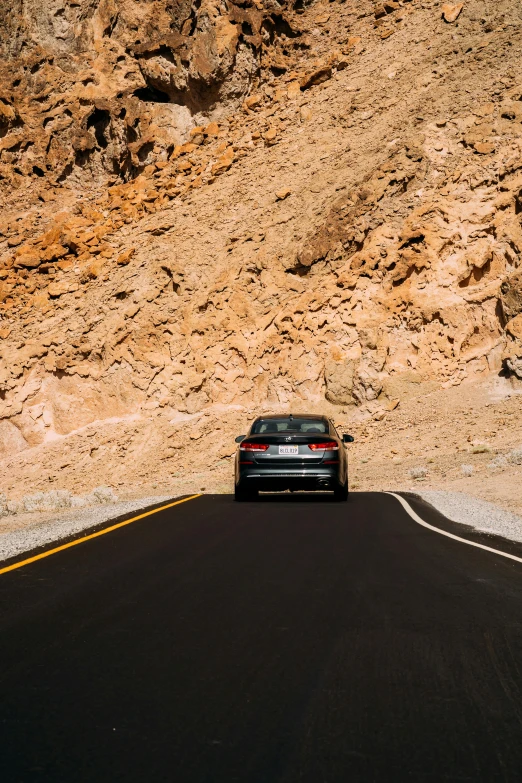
[474,142,495,154]
[315,12,330,24]
[211,148,234,175]
[477,103,495,116]
[80,258,104,280]
[506,315,522,341]
[117,249,135,265]
[204,122,219,137]
[0,420,28,458]
[243,94,262,111]
[0,281,12,304]
[40,244,69,262]
[48,281,70,297]
[39,225,62,249]
[300,65,332,90]
[324,359,357,405]
[180,142,198,155]
[31,292,50,311]
[500,270,522,321]
[287,81,301,100]
[15,247,41,268]
[189,130,205,145]
[442,3,464,23]
[124,304,140,319]
[275,189,292,201]
[264,128,278,144]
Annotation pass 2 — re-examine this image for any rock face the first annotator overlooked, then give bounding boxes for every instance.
[502,270,522,378]
[1,0,522,494]
[0,0,304,190]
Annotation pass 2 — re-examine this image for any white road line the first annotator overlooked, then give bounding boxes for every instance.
[385,492,522,566]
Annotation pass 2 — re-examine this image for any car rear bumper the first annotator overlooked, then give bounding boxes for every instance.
[237,464,344,492]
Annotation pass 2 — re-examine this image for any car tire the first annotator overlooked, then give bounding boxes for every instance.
[234,484,258,502]
[334,481,349,502]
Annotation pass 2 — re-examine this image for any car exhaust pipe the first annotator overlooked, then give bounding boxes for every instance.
[317,479,331,488]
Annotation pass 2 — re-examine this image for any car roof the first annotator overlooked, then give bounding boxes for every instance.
[253,414,329,421]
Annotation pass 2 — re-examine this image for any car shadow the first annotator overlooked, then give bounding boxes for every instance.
[252,493,351,503]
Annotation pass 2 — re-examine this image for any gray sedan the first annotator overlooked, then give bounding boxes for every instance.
[234,414,354,501]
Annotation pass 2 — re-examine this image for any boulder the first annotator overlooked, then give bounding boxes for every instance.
[15,246,41,268]
[474,142,495,155]
[324,359,357,405]
[0,420,28,459]
[501,271,522,320]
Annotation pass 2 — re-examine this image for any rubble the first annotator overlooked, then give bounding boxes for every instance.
[0,487,118,516]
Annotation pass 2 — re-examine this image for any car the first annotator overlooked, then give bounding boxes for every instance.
[233,414,354,501]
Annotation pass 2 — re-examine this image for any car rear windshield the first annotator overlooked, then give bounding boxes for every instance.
[252,418,329,434]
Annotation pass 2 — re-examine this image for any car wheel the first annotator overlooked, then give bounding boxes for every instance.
[333,481,348,502]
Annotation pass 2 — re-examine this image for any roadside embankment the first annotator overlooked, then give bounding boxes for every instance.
[0,494,175,563]
[413,491,522,545]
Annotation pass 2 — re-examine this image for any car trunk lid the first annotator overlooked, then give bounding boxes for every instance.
[241,435,336,465]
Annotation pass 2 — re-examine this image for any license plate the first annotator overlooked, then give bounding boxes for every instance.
[279,445,298,455]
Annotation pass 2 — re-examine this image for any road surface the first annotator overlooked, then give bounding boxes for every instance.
[1,492,522,782]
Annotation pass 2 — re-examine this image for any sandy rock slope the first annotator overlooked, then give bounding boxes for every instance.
[1,0,522,515]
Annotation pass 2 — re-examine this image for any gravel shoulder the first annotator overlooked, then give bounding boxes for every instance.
[413,490,522,545]
[0,495,176,563]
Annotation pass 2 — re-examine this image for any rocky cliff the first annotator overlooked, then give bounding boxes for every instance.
[1,0,522,502]
[0,0,306,191]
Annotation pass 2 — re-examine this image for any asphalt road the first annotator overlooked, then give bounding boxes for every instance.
[2,492,522,782]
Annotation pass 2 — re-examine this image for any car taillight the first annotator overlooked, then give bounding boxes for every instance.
[308,441,339,451]
[240,442,270,451]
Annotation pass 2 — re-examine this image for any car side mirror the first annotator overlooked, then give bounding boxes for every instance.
[235,435,246,443]
[342,434,354,443]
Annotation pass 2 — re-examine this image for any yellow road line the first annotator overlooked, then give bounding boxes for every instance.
[0,494,201,576]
